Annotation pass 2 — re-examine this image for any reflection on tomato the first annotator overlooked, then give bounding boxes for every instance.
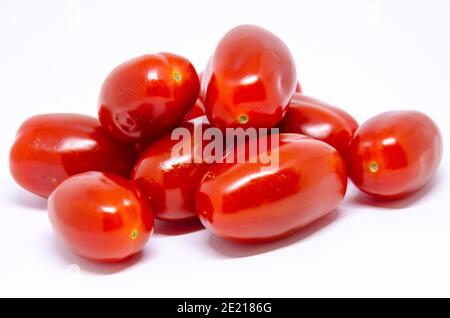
[280,93,357,157]
[9,114,138,198]
[203,25,297,130]
[98,53,200,143]
[133,118,214,222]
[347,111,442,199]
[48,172,154,262]
[196,133,347,242]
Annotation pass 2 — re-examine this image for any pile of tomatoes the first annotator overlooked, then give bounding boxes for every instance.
[10,25,443,262]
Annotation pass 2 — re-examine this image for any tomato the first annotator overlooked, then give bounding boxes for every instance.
[9,114,138,198]
[279,93,358,157]
[202,25,297,130]
[196,133,347,242]
[98,53,200,143]
[48,172,154,262]
[295,81,302,93]
[347,111,442,199]
[132,118,213,221]
[297,94,358,133]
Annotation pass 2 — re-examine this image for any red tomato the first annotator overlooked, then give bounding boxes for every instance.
[98,53,200,143]
[297,94,358,133]
[48,172,154,262]
[196,133,347,242]
[279,93,358,157]
[347,111,442,199]
[203,25,297,130]
[9,114,138,198]
[132,118,213,221]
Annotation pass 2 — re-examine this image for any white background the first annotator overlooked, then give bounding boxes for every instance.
[1,0,449,297]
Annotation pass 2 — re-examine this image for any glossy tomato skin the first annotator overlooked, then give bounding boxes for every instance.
[280,93,357,157]
[48,172,154,262]
[98,52,200,143]
[132,118,212,221]
[203,25,297,130]
[347,111,442,199]
[296,94,358,133]
[9,114,139,198]
[196,134,347,242]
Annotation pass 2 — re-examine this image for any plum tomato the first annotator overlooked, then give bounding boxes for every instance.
[279,93,358,157]
[98,52,200,143]
[9,113,139,198]
[347,111,442,199]
[196,133,347,242]
[48,172,154,262]
[296,94,358,133]
[132,118,213,222]
[202,25,297,130]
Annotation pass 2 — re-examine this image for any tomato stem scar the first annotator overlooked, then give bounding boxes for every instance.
[130,229,139,240]
[237,114,249,124]
[369,162,378,173]
[173,71,181,82]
